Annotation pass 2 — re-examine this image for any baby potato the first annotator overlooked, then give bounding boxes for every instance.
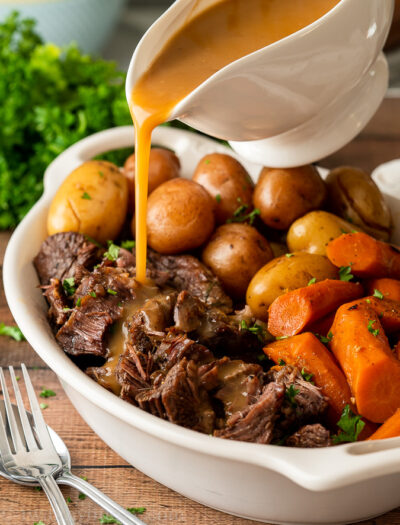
[287,211,362,255]
[47,160,128,244]
[145,178,215,254]
[246,253,338,320]
[202,223,273,298]
[192,153,254,224]
[326,166,392,241]
[124,147,180,209]
[253,165,327,230]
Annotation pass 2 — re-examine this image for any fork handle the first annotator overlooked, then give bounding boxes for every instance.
[39,474,75,525]
[59,470,145,525]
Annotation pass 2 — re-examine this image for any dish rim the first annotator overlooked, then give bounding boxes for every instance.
[4,125,400,494]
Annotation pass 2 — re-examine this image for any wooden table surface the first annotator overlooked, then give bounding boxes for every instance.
[1,97,400,525]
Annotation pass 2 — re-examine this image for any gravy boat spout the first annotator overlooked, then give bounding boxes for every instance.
[126,0,393,166]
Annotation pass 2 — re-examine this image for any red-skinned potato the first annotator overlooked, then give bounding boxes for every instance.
[202,223,273,298]
[124,147,180,210]
[144,178,215,254]
[253,165,327,230]
[193,153,254,224]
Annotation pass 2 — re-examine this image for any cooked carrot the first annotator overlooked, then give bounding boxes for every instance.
[268,280,363,337]
[395,339,400,361]
[343,297,400,334]
[263,332,352,420]
[308,311,336,338]
[326,232,400,278]
[365,278,400,302]
[367,409,400,440]
[330,302,400,423]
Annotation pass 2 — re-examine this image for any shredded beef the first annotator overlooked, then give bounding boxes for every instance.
[154,330,213,372]
[42,278,70,325]
[215,382,284,443]
[286,424,332,448]
[34,232,102,285]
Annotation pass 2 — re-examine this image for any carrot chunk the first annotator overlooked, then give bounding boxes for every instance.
[343,297,400,334]
[330,302,400,423]
[268,280,363,337]
[263,332,352,419]
[326,232,400,278]
[365,278,400,302]
[367,409,400,440]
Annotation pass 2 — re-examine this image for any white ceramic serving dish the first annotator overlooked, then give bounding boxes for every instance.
[126,0,393,166]
[4,126,400,525]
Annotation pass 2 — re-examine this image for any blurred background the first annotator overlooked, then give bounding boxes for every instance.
[1,0,400,86]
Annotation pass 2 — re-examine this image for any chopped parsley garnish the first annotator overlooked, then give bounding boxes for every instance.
[332,404,365,444]
[99,507,146,524]
[373,289,384,300]
[63,307,72,312]
[226,198,260,225]
[204,159,211,165]
[215,194,222,203]
[107,289,117,296]
[339,265,354,282]
[240,319,265,341]
[317,331,333,344]
[78,493,86,500]
[285,385,299,407]
[15,376,20,381]
[276,335,289,341]
[66,496,72,504]
[120,240,135,250]
[367,319,379,337]
[81,476,88,481]
[127,507,146,515]
[285,253,294,258]
[104,241,120,261]
[301,368,314,383]
[0,323,25,341]
[99,171,105,178]
[307,277,316,286]
[40,388,56,398]
[34,521,46,525]
[34,486,42,492]
[257,354,268,362]
[39,403,48,410]
[278,359,286,366]
[62,277,76,296]
[366,299,371,304]
[76,297,82,307]
[89,291,97,298]
[81,192,92,200]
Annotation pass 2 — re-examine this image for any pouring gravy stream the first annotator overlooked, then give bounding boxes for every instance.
[130,0,340,283]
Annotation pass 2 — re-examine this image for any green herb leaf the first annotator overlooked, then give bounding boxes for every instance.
[0,323,25,341]
[99,515,121,524]
[367,319,379,337]
[240,319,265,341]
[66,496,72,504]
[278,359,286,366]
[339,265,354,282]
[40,388,56,398]
[307,277,316,286]
[257,354,267,362]
[34,521,46,525]
[127,507,146,515]
[89,291,97,298]
[78,493,86,500]
[285,253,294,258]
[301,368,314,383]
[317,331,333,344]
[107,289,117,296]
[373,289,384,300]
[34,486,42,492]
[215,194,221,203]
[275,335,289,341]
[81,476,88,481]
[226,198,260,225]
[121,240,135,250]
[285,385,299,407]
[104,242,120,261]
[76,297,82,307]
[332,404,365,444]
[62,277,76,296]
[39,403,48,410]
[81,192,91,200]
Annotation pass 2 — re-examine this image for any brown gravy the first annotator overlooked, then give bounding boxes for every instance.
[130,0,340,283]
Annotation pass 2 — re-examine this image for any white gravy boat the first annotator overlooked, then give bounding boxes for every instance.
[126,0,393,167]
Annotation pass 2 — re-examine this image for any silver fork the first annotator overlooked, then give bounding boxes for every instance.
[0,363,74,525]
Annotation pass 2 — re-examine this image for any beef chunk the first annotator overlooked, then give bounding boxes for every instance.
[56,267,137,357]
[148,251,233,312]
[286,424,332,448]
[268,365,328,427]
[34,232,101,285]
[42,278,70,325]
[136,358,215,433]
[214,382,284,444]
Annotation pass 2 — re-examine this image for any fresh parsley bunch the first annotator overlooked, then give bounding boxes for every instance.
[0,12,132,229]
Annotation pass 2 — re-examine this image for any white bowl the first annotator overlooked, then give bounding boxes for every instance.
[4,126,400,525]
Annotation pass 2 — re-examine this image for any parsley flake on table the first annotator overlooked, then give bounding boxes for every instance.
[81,192,92,200]
[339,265,354,282]
[78,493,86,500]
[104,241,120,261]
[62,277,76,296]
[333,404,365,444]
[373,289,384,300]
[34,521,46,525]
[127,507,146,515]
[0,322,25,341]
[367,319,379,337]
[39,403,48,410]
[40,388,56,398]
[66,496,72,504]
[99,515,121,524]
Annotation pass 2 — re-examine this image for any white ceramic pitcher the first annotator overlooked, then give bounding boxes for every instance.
[126,0,394,167]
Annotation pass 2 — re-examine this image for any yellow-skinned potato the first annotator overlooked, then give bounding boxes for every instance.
[287,211,362,255]
[246,253,338,320]
[47,160,128,244]
[202,223,273,298]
